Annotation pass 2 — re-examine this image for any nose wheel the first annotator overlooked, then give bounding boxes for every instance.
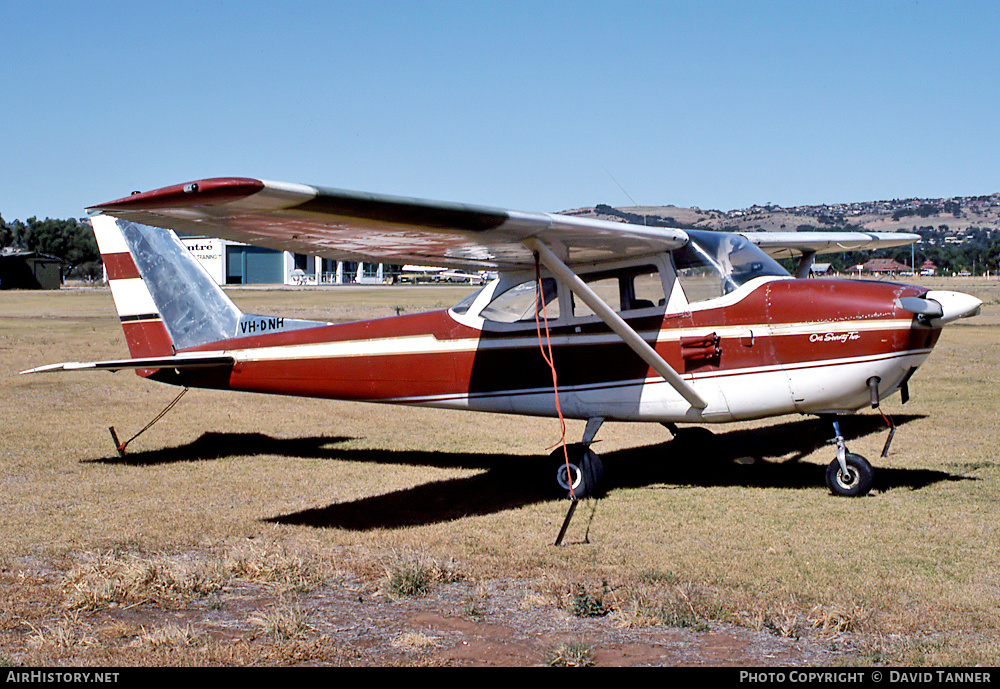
[825,452,873,497]
[824,418,874,497]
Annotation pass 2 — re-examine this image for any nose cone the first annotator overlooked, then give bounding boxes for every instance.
[897,290,982,325]
[924,290,982,324]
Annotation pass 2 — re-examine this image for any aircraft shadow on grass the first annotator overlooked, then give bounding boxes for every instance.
[85,414,974,530]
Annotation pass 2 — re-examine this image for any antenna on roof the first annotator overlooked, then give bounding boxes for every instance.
[603,168,646,226]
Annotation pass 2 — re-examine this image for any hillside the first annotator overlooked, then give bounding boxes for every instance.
[561,194,1000,237]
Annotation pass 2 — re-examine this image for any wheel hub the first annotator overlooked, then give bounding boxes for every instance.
[556,463,582,491]
[838,469,858,489]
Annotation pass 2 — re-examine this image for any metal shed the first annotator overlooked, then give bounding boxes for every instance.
[0,251,62,289]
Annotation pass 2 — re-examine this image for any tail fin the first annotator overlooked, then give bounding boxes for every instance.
[92,215,244,360]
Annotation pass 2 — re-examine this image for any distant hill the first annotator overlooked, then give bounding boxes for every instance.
[560,194,1000,236]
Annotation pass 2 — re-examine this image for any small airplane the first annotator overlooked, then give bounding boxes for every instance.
[397,265,490,285]
[23,177,982,502]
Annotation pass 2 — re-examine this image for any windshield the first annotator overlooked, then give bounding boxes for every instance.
[450,285,487,315]
[673,230,788,302]
[478,277,559,323]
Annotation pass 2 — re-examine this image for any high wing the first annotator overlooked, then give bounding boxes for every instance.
[88,178,689,270]
[89,178,919,270]
[739,231,920,260]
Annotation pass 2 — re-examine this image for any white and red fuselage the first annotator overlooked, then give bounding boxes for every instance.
[122,270,938,426]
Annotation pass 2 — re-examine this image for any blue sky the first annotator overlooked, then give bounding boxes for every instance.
[2,0,998,221]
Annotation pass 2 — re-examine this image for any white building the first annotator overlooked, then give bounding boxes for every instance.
[178,236,393,286]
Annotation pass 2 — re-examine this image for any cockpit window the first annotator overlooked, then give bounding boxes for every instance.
[572,264,665,318]
[673,230,788,303]
[479,277,559,323]
[470,264,666,325]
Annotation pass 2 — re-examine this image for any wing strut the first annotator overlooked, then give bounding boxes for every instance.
[523,238,708,409]
[795,250,817,279]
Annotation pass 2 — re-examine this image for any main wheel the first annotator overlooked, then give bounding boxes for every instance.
[825,453,874,497]
[550,444,604,500]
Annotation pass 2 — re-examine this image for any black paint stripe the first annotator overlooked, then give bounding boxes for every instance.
[119,313,161,323]
[298,187,510,232]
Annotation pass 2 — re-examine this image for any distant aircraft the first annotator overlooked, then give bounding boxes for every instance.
[23,178,982,500]
[397,265,490,284]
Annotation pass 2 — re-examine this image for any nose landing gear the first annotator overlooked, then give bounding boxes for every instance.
[825,418,874,497]
[826,451,874,497]
[552,417,605,546]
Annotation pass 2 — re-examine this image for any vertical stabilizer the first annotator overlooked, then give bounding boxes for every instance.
[92,215,244,363]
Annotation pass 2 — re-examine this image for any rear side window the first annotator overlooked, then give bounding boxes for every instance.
[572,265,664,317]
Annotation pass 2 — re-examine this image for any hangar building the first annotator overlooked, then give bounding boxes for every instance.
[177,235,393,286]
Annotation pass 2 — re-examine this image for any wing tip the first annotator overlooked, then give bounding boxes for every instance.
[88,177,266,212]
[21,354,236,375]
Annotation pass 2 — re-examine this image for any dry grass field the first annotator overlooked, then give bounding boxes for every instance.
[2,279,998,667]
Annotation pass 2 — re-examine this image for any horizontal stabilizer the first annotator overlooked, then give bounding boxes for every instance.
[21,353,235,375]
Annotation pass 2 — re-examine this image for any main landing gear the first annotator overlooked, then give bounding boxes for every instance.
[825,418,874,497]
[552,418,605,546]
[550,417,605,500]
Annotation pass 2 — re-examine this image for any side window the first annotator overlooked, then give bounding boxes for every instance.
[480,278,560,323]
[573,265,665,318]
[450,285,486,315]
[573,274,620,318]
[631,266,666,309]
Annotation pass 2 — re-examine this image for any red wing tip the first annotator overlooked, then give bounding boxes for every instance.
[88,177,266,211]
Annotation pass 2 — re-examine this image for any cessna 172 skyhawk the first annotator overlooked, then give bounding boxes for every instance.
[23,178,983,500]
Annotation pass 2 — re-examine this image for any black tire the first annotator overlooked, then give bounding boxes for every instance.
[825,453,874,497]
[550,444,604,500]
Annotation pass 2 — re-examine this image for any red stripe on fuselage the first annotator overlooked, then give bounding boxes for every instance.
[229,350,472,400]
[188,309,478,351]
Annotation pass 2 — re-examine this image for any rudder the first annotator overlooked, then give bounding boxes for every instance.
[91,215,244,365]
[93,214,177,361]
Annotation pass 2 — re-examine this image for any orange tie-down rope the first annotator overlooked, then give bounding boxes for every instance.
[533,256,574,499]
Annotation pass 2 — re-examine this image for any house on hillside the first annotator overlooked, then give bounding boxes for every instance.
[0,250,62,289]
[859,258,912,276]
